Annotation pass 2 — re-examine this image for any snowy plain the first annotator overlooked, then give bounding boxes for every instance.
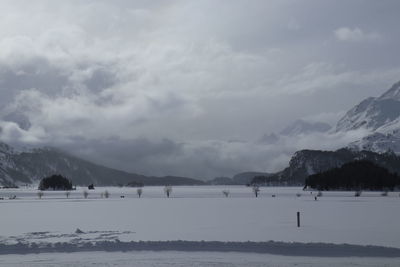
[0,186,399,266]
[2,251,400,267]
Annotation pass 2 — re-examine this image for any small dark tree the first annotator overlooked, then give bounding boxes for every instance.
[222,190,230,197]
[164,185,172,198]
[252,185,260,197]
[38,175,73,191]
[137,188,143,198]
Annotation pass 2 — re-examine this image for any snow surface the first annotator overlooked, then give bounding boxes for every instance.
[1,251,400,267]
[0,186,400,265]
[0,186,399,247]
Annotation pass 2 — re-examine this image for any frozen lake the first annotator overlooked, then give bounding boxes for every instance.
[0,186,399,248]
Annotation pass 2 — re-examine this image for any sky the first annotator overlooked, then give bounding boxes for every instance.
[0,0,399,179]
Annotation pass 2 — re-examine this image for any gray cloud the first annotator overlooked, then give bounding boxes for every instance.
[0,0,399,178]
[334,27,381,42]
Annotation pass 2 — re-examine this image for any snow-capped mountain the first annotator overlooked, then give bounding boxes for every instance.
[336,81,400,132]
[349,126,400,153]
[280,119,331,136]
[257,80,400,184]
[336,80,400,153]
[258,120,331,144]
[0,142,204,187]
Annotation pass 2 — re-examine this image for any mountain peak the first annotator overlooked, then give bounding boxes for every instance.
[336,81,400,132]
[280,119,331,136]
[379,80,400,100]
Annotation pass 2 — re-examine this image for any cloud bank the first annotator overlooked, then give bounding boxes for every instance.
[0,1,399,178]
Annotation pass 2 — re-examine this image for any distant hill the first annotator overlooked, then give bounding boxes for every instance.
[232,172,272,185]
[206,172,272,185]
[0,142,205,187]
[207,177,236,185]
[253,148,400,185]
[305,160,400,191]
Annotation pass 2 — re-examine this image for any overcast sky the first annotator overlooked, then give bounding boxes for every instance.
[0,0,399,179]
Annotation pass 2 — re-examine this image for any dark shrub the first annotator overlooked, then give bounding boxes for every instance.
[38,174,73,191]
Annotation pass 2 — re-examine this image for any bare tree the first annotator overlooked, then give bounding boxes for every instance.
[65,191,71,198]
[164,185,172,198]
[83,190,89,199]
[137,188,143,198]
[222,190,230,197]
[37,191,44,199]
[104,190,110,198]
[252,185,260,197]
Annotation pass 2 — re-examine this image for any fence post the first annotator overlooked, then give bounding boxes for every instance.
[297,211,300,227]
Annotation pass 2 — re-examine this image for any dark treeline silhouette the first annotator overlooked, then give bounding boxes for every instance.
[251,175,286,186]
[304,160,400,191]
[126,181,144,187]
[251,148,400,186]
[38,174,73,191]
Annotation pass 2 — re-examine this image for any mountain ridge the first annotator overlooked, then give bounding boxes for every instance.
[337,80,400,154]
[336,80,400,133]
[252,148,400,185]
[0,143,205,187]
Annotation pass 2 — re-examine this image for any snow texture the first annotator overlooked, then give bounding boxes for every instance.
[0,240,399,257]
[0,186,400,252]
[2,251,400,267]
[336,80,400,154]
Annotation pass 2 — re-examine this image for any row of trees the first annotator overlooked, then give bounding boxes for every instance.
[36,175,170,199]
[36,186,162,199]
[222,185,260,197]
[35,184,265,199]
[304,160,400,191]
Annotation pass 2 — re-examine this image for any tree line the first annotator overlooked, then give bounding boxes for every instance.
[304,160,400,191]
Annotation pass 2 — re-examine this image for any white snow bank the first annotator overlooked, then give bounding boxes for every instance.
[0,240,399,257]
[3,251,400,267]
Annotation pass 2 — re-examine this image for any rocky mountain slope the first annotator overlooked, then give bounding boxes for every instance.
[336,81,400,132]
[280,119,331,136]
[252,80,400,185]
[0,143,204,187]
[336,80,400,153]
[252,148,400,185]
[258,119,331,145]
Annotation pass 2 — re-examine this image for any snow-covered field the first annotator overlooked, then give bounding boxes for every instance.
[2,251,400,267]
[0,186,399,265]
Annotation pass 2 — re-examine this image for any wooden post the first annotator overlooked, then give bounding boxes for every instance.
[297,211,300,227]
